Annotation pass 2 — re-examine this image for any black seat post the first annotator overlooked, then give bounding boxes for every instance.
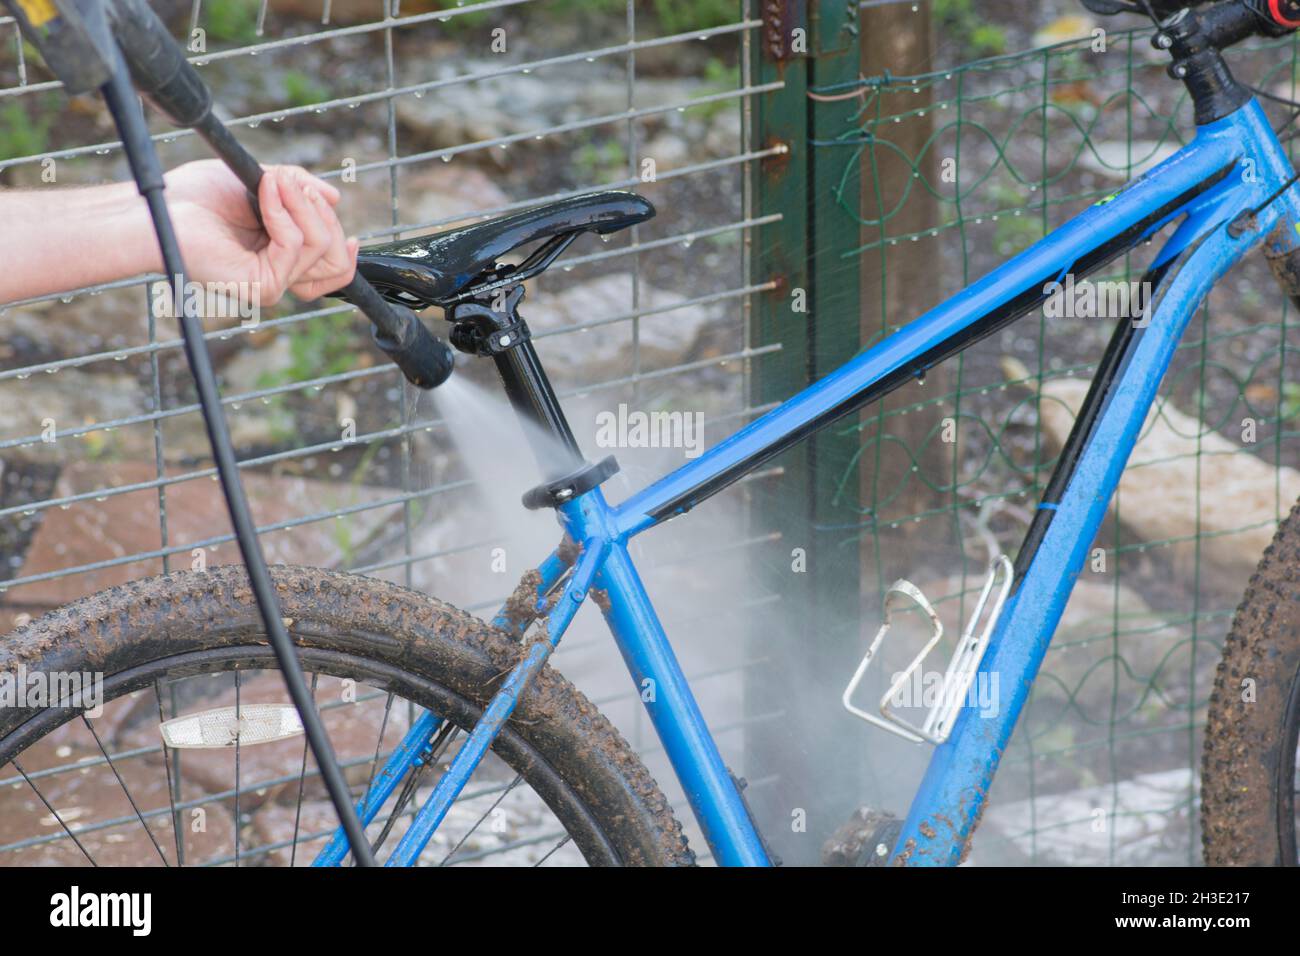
[445,285,586,483]
[493,337,586,481]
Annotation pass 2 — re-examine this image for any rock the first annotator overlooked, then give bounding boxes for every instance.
[3,460,399,614]
[1031,14,1098,49]
[1037,377,1300,583]
[0,730,237,865]
[979,767,1194,866]
[703,108,742,159]
[643,132,692,171]
[910,573,1187,725]
[400,163,511,228]
[523,273,720,387]
[2,287,152,364]
[394,59,696,152]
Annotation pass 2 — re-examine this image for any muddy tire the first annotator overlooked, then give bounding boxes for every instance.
[0,565,693,866]
[1202,499,1300,865]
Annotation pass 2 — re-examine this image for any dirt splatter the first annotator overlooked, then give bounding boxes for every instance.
[500,568,543,637]
[557,534,581,567]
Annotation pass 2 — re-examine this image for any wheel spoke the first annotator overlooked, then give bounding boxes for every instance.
[154,679,185,865]
[439,773,523,866]
[233,670,242,868]
[370,723,460,861]
[366,694,395,797]
[82,715,169,865]
[13,760,97,866]
[289,672,320,868]
[534,834,572,867]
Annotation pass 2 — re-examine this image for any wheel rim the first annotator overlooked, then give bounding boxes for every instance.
[0,645,618,866]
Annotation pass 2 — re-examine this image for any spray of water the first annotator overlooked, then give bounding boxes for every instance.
[419,360,920,865]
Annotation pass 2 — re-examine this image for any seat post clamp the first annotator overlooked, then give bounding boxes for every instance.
[522,455,620,510]
[446,285,533,357]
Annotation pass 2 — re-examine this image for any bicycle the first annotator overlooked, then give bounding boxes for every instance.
[6,0,1300,867]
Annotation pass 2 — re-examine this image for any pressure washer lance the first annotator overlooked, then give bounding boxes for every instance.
[3,0,389,865]
[106,0,456,389]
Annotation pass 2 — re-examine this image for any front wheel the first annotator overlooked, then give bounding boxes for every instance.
[1202,498,1300,865]
[0,565,693,867]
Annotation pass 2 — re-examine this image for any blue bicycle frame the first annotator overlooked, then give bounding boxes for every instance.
[316,94,1300,868]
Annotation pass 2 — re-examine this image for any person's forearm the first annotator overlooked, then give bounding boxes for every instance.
[0,181,164,304]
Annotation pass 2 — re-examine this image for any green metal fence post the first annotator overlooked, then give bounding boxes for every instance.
[744,0,865,865]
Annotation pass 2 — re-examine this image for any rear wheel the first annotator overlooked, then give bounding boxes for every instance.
[1203,499,1300,865]
[0,565,693,866]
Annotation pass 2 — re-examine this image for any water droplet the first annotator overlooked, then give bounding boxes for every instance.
[441,154,452,163]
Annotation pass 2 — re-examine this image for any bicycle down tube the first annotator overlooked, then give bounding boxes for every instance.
[316,94,1300,866]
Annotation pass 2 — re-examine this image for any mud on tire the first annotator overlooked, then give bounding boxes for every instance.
[0,564,694,866]
[1203,498,1300,865]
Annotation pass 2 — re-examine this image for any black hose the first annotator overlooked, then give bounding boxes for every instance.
[100,50,376,867]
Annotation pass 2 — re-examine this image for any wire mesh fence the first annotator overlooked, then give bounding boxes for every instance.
[806,11,1300,864]
[4,0,1298,867]
[0,0,771,865]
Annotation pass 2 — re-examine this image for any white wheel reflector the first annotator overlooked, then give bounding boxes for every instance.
[159,703,304,749]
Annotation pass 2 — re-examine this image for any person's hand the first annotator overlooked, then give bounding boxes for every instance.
[164,160,358,306]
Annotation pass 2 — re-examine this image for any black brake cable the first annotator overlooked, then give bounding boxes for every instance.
[98,41,377,867]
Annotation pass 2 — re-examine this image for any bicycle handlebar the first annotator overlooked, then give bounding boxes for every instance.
[105,0,455,389]
[1084,0,1300,31]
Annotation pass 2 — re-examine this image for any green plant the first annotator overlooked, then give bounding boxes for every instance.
[281,70,329,109]
[572,136,628,184]
[685,56,740,120]
[1282,381,1300,423]
[986,182,1044,255]
[431,0,499,33]
[934,0,1007,58]
[205,0,261,44]
[650,0,735,35]
[0,98,52,160]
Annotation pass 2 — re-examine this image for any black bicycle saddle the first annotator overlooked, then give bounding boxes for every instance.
[353,190,655,310]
